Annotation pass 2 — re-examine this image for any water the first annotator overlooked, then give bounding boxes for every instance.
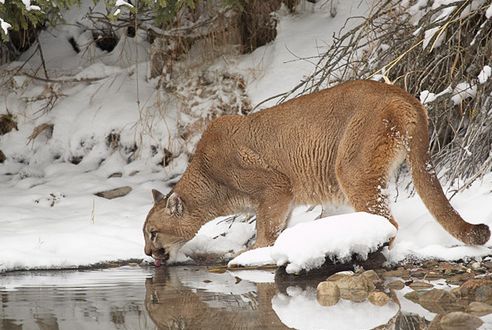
[0,266,457,330]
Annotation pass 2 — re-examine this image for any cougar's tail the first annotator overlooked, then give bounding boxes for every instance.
[407,104,490,245]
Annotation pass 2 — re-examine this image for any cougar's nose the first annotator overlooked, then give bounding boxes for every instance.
[144,245,152,256]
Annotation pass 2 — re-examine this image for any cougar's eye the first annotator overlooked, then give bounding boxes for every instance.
[150,231,157,241]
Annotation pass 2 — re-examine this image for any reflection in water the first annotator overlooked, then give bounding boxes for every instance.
[145,268,286,329]
[0,267,154,330]
[1,266,407,330]
[272,287,399,330]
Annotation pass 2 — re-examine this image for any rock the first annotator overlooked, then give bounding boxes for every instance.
[0,114,18,135]
[382,268,410,279]
[317,281,340,306]
[415,289,462,314]
[326,271,354,282]
[0,150,5,163]
[387,280,405,290]
[467,301,492,316]
[425,271,444,280]
[458,278,492,304]
[332,274,373,302]
[108,172,123,178]
[446,272,474,286]
[95,186,132,199]
[368,291,390,306]
[439,312,483,330]
[361,270,381,284]
[404,290,422,303]
[419,289,457,304]
[428,314,444,330]
[470,262,481,271]
[409,281,434,290]
[450,287,462,299]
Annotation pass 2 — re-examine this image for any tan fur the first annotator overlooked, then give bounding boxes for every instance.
[143,80,490,262]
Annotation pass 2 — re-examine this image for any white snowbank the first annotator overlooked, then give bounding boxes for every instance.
[229,212,396,274]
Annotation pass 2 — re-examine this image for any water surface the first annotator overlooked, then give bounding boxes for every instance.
[1,266,431,329]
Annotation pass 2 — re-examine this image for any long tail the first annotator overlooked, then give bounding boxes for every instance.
[407,104,490,245]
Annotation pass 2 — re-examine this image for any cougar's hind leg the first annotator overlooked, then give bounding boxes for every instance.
[335,118,404,245]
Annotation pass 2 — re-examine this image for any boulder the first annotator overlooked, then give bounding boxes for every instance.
[95,186,132,199]
[440,312,483,330]
[317,281,340,306]
[467,301,492,316]
[458,278,492,304]
[368,291,390,306]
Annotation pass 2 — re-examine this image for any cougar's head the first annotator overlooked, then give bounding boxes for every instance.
[143,189,195,267]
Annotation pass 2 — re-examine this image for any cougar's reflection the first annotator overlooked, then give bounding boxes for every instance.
[144,267,287,329]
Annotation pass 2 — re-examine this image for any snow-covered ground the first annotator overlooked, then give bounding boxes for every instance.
[1,0,492,273]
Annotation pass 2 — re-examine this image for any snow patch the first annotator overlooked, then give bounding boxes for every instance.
[451,82,477,105]
[0,17,11,35]
[478,65,492,84]
[229,212,396,274]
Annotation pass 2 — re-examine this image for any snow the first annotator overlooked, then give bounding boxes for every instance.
[419,90,437,104]
[235,1,369,108]
[451,81,477,105]
[21,0,40,11]
[1,0,492,274]
[478,65,492,84]
[230,212,396,274]
[115,0,134,8]
[487,3,492,19]
[0,17,10,35]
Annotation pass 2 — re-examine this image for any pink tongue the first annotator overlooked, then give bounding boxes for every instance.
[154,258,162,267]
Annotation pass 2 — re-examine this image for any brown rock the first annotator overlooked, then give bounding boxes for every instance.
[0,114,18,135]
[361,270,381,284]
[317,281,340,306]
[420,289,457,304]
[387,280,405,290]
[333,274,372,302]
[459,278,492,304]
[382,268,410,279]
[326,272,353,282]
[446,273,474,286]
[95,186,132,199]
[439,312,483,330]
[409,281,434,290]
[404,290,423,303]
[0,150,5,163]
[428,314,444,330]
[467,301,492,316]
[368,291,390,306]
[450,287,462,299]
[417,289,462,314]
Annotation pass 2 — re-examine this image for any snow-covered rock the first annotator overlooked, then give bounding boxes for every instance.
[229,212,396,274]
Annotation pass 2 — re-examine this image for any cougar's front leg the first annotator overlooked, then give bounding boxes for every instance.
[254,188,293,248]
[226,146,294,248]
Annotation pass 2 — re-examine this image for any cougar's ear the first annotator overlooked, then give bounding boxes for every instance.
[166,192,184,217]
[152,189,165,204]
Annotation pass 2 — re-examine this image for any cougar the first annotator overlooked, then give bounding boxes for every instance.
[143,80,490,265]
